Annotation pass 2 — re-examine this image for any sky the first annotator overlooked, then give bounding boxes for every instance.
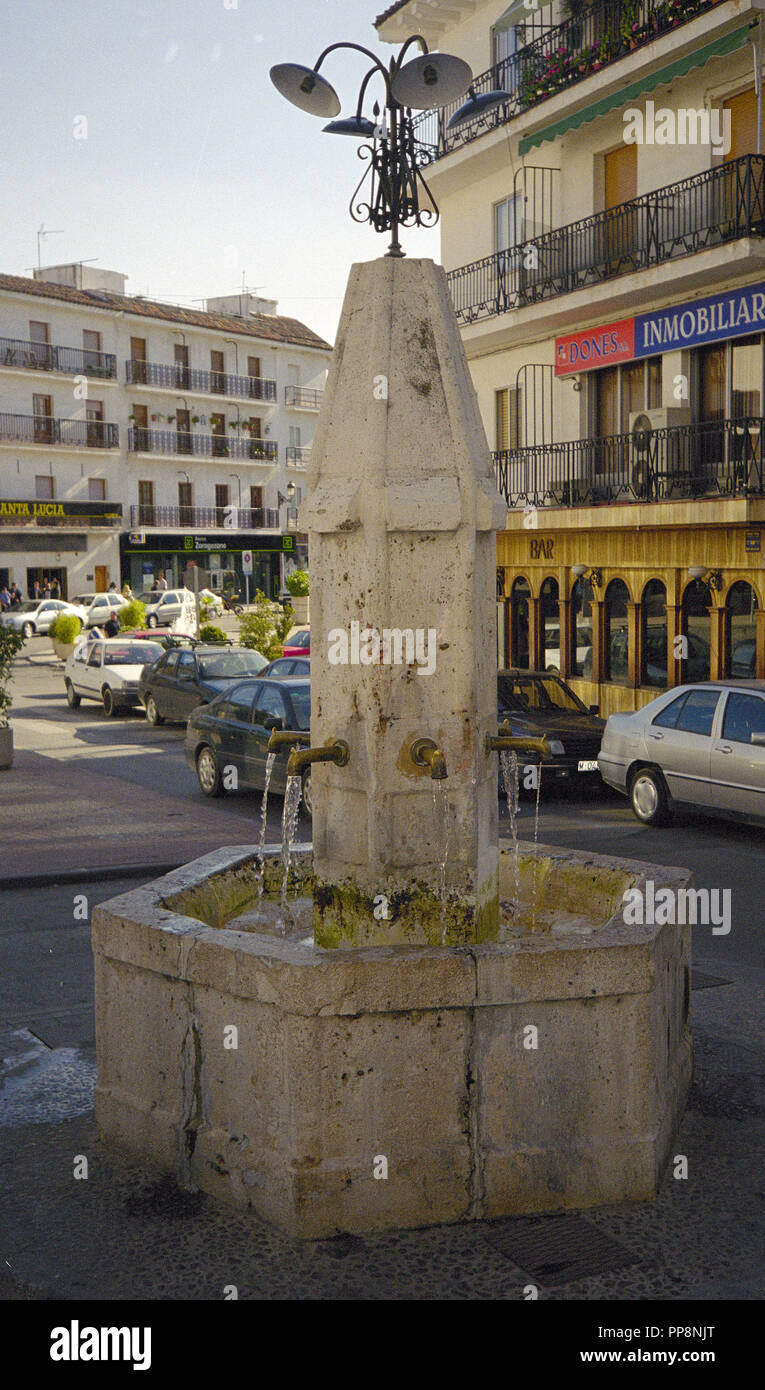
[0,0,440,346]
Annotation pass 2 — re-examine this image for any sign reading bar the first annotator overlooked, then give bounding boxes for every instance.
[556,280,765,375]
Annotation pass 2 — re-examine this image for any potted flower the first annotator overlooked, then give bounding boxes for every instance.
[285,567,309,624]
[48,612,84,661]
[0,625,24,768]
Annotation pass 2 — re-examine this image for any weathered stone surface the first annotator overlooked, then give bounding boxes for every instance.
[92,842,692,1238]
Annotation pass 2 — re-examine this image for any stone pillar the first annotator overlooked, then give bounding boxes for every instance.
[301,258,507,949]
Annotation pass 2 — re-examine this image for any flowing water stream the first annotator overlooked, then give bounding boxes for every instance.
[499,749,521,909]
[255,751,276,898]
[280,774,303,933]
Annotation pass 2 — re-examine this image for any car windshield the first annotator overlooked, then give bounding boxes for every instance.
[198,652,264,680]
[289,684,310,730]
[103,642,162,666]
[498,675,589,714]
[15,602,39,613]
[288,630,310,648]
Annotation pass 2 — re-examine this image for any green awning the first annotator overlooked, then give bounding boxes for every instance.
[519,23,752,157]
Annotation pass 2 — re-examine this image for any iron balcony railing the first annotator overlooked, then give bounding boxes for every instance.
[130,503,280,530]
[286,445,311,466]
[128,428,278,460]
[285,386,323,409]
[126,360,277,401]
[493,417,765,510]
[413,0,724,159]
[448,156,765,325]
[0,336,117,379]
[0,412,119,448]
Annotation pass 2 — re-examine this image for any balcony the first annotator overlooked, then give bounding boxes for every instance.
[128,428,278,461]
[285,386,323,410]
[286,445,311,467]
[493,417,765,510]
[126,360,277,402]
[0,336,117,380]
[129,503,280,530]
[413,0,725,161]
[448,157,765,325]
[0,413,119,448]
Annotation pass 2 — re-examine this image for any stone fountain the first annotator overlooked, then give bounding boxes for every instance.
[92,255,692,1239]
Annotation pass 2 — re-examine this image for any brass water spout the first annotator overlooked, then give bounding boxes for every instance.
[410,737,448,780]
[285,739,350,778]
[485,722,552,759]
[267,729,306,753]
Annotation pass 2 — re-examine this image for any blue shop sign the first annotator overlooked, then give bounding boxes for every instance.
[635,281,765,358]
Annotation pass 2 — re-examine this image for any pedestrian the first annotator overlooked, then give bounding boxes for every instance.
[0,586,10,611]
[50,577,60,599]
[31,579,40,601]
[9,583,21,607]
[108,580,117,592]
[103,611,120,638]
[152,576,161,591]
[121,582,133,599]
[158,574,168,591]
[42,578,51,599]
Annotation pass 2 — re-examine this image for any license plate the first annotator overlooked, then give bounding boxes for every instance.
[578,759,598,772]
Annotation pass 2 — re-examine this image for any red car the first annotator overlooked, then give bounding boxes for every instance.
[282,626,310,658]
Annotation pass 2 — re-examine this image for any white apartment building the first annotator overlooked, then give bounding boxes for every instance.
[378,0,765,714]
[0,262,331,601]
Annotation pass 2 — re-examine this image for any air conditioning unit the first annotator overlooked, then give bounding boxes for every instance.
[629,408,690,496]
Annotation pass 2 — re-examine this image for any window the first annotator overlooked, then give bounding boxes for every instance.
[35,475,55,499]
[604,579,630,684]
[130,337,147,383]
[723,87,760,163]
[86,400,104,446]
[571,577,593,677]
[178,480,192,521]
[250,485,263,509]
[87,644,103,668]
[496,387,520,451]
[210,350,225,393]
[174,343,190,388]
[88,477,106,501]
[254,686,286,725]
[510,576,530,668]
[681,580,711,683]
[176,408,191,455]
[289,425,301,449]
[222,684,257,723]
[29,321,51,368]
[33,393,53,443]
[288,364,301,387]
[540,577,560,671]
[83,329,101,370]
[138,480,154,525]
[176,652,196,681]
[215,484,229,515]
[248,356,261,380]
[641,579,667,688]
[731,335,762,419]
[652,689,719,734]
[210,413,227,456]
[722,691,765,743]
[594,359,663,438]
[726,580,757,678]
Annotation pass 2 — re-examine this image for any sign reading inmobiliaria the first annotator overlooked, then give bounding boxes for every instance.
[555,280,765,375]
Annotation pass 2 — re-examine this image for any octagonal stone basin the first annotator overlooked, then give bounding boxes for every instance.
[92,841,692,1239]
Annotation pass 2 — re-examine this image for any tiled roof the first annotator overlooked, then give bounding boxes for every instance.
[375,0,411,26]
[0,272,332,351]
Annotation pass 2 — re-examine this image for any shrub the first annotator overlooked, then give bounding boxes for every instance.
[239,590,294,657]
[49,614,83,644]
[199,624,227,644]
[0,626,24,727]
[119,599,146,629]
[285,568,309,597]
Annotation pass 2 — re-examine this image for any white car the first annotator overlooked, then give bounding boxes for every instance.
[142,589,197,629]
[1,598,87,637]
[72,592,129,629]
[64,636,163,716]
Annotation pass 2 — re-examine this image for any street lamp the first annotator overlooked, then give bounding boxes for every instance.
[271,36,475,257]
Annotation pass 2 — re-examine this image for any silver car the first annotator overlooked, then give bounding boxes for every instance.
[599,681,765,826]
[0,598,87,637]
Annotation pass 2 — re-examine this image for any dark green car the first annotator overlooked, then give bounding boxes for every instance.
[185,676,312,813]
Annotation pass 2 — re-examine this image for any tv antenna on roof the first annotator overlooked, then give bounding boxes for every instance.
[36,224,64,271]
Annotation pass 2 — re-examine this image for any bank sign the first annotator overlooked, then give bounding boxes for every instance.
[555,280,765,375]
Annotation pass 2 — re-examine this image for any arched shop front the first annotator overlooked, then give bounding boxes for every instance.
[496,513,765,715]
[120,529,305,600]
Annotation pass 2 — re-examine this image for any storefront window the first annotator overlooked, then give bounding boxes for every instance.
[604,579,630,684]
[510,576,530,669]
[726,580,758,679]
[540,577,560,671]
[641,579,667,688]
[571,577,593,677]
[681,580,712,683]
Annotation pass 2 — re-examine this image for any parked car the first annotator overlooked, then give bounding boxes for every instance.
[1,598,87,638]
[282,626,310,658]
[141,588,197,629]
[260,655,310,677]
[121,628,200,650]
[139,644,269,725]
[72,591,129,629]
[598,680,765,825]
[64,637,163,716]
[185,676,312,812]
[496,669,605,787]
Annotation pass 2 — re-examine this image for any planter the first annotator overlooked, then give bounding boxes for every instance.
[289,595,309,625]
[50,638,78,661]
[0,725,12,770]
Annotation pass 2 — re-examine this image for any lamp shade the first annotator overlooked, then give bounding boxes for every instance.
[447,88,512,130]
[391,51,472,109]
[323,115,377,138]
[270,63,341,117]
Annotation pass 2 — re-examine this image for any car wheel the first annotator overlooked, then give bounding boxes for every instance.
[65,680,81,709]
[301,768,313,819]
[22,622,34,638]
[146,614,158,628]
[196,745,223,797]
[629,767,671,826]
[102,686,119,717]
[145,694,164,726]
